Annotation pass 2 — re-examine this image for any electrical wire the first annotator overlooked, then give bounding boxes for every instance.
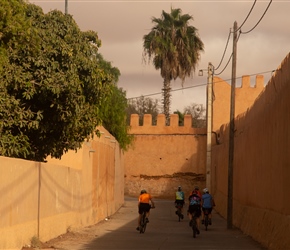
[214,0,270,75]
[214,53,232,76]
[214,29,232,71]
[215,27,241,76]
[236,0,257,32]
[126,69,275,100]
[214,0,256,72]
[240,0,273,34]
[127,82,207,100]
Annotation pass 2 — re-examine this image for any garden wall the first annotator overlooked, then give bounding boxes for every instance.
[0,126,123,250]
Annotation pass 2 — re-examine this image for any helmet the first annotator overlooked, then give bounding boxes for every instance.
[203,188,209,193]
[140,189,147,194]
[178,186,182,191]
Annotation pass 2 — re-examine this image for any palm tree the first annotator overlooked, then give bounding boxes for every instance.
[143,8,204,125]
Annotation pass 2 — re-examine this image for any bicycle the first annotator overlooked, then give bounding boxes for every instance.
[139,210,148,234]
[190,210,199,238]
[175,203,184,222]
[139,205,155,234]
[203,209,210,231]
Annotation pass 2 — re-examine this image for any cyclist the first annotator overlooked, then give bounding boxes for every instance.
[189,186,202,198]
[136,189,155,231]
[201,188,215,225]
[194,186,202,198]
[175,186,185,219]
[188,189,201,234]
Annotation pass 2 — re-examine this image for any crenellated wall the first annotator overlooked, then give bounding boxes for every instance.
[124,53,290,249]
[0,126,124,250]
[213,74,264,131]
[211,53,290,250]
[124,77,264,199]
[124,113,207,198]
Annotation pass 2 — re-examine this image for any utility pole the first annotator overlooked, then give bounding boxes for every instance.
[227,21,238,229]
[206,62,214,192]
[65,0,68,14]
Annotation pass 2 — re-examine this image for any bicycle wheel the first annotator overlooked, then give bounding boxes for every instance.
[177,208,181,222]
[204,214,208,231]
[191,218,197,238]
[142,220,147,233]
[140,213,147,234]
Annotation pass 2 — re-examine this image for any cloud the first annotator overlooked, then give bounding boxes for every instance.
[29,0,290,112]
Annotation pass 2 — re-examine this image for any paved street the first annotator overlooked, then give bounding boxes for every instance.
[46,196,267,250]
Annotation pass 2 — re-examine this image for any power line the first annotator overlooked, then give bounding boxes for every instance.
[236,0,257,32]
[240,0,273,34]
[215,30,243,76]
[215,53,232,76]
[214,0,257,72]
[126,69,275,100]
[214,30,232,71]
[214,0,271,74]
[127,82,206,100]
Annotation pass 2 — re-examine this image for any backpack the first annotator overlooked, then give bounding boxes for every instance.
[189,194,201,206]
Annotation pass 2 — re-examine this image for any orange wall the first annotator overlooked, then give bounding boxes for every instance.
[124,114,207,198]
[124,54,290,249]
[211,53,290,250]
[0,126,123,250]
[213,75,264,131]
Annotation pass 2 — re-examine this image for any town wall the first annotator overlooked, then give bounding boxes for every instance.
[124,114,207,198]
[0,126,123,250]
[211,53,290,250]
[124,74,265,199]
[213,74,265,131]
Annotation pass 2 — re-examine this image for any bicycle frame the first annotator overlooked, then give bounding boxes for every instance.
[139,211,147,234]
[191,211,198,238]
[203,209,209,231]
[175,204,183,222]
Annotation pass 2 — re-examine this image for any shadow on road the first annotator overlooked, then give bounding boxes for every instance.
[76,197,266,250]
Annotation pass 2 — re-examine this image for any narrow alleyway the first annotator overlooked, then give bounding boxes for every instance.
[43,196,266,250]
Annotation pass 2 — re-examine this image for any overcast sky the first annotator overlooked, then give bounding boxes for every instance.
[29,0,290,112]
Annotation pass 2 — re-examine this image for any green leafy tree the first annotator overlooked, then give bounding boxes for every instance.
[0,1,131,161]
[100,85,133,151]
[126,96,160,125]
[173,110,184,126]
[143,8,204,125]
[96,54,133,150]
[0,0,43,158]
[183,103,206,128]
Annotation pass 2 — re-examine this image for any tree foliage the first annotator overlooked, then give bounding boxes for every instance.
[126,96,160,125]
[173,110,184,126]
[100,85,133,150]
[183,103,206,128]
[0,0,132,161]
[143,8,204,124]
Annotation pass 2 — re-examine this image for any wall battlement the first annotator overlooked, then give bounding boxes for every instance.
[239,75,264,88]
[213,75,265,131]
[129,113,206,135]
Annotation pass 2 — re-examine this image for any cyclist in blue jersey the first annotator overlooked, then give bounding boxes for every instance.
[201,188,215,225]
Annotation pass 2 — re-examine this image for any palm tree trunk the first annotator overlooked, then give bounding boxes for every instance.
[162,79,171,125]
